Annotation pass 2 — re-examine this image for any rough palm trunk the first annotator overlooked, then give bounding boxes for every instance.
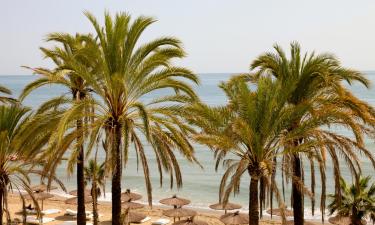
[112,123,122,225]
[249,177,259,225]
[76,92,86,225]
[0,186,3,225]
[292,153,304,225]
[351,207,362,225]
[92,184,98,225]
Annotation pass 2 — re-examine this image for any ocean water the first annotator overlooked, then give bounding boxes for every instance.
[0,73,374,219]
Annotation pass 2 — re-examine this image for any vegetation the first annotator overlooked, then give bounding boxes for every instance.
[0,104,63,224]
[328,176,375,225]
[84,159,106,225]
[21,33,99,225]
[0,11,373,225]
[247,42,375,224]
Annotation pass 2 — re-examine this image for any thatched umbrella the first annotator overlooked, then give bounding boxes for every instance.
[163,207,197,222]
[220,211,249,225]
[328,216,367,225]
[68,189,92,196]
[209,202,241,214]
[121,200,144,210]
[159,195,191,207]
[31,184,57,192]
[23,192,54,210]
[65,196,93,205]
[121,189,142,202]
[172,217,208,225]
[125,212,147,223]
[266,208,294,217]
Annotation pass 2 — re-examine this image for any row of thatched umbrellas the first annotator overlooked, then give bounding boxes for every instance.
[23,186,362,225]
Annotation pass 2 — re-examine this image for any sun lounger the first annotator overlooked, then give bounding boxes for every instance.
[26,216,55,224]
[152,218,170,225]
[140,217,151,223]
[42,209,61,215]
[65,209,92,217]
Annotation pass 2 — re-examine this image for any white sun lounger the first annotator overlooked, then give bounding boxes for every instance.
[26,216,55,224]
[152,218,170,225]
[140,217,151,223]
[65,209,92,217]
[42,209,61,215]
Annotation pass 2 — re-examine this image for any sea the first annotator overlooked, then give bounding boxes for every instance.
[1,73,374,219]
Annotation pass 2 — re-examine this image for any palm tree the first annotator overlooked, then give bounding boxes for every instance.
[20,33,99,225]
[328,176,375,225]
[185,75,320,225]
[56,12,200,225]
[0,104,64,224]
[249,42,375,224]
[0,84,17,104]
[84,159,106,225]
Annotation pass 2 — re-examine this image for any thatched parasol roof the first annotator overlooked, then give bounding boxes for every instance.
[65,196,93,205]
[163,208,197,218]
[31,184,57,192]
[172,217,208,225]
[220,211,249,225]
[159,195,191,207]
[121,189,142,202]
[121,200,144,209]
[23,192,54,201]
[209,202,241,211]
[69,189,92,196]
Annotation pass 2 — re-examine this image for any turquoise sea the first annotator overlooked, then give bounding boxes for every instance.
[0,73,374,219]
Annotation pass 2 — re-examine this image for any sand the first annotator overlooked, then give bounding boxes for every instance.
[4,193,323,225]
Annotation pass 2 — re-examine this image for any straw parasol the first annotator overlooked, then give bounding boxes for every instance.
[266,208,294,217]
[121,189,142,202]
[220,211,249,225]
[125,212,147,223]
[23,192,54,210]
[65,196,93,205]
[163,208,197,222]
[172,217,208,225]
[209,202,241,214]
[69,189,92,196]
[121,200,144,210]
[31,184,57,192]
[159,195,191,207]
[328,216,367,225]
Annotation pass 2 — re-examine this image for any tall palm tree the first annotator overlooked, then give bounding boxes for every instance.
[0,104,64,224]
[56,12,200,225]
[20,33,99,225]
[84,159,106,225]
[328,176,375,225]
[185,76,320,225]
[249,42,375,224]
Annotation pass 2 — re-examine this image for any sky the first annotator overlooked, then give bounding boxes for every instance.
[1,0,375,75]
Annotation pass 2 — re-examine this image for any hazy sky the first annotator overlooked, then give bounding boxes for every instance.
[1,0,375,74]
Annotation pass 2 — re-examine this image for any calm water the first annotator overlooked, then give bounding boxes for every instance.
[0,73,374,218]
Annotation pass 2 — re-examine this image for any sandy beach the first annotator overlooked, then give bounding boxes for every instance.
[4,193,325,225]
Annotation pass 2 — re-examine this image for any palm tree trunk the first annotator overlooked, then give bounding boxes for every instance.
[249,177,259,225]
[292,153,304,225]
[112,124,122,225]
[92,184,98,225]
[76,92,86,225]
[0,186,3,225]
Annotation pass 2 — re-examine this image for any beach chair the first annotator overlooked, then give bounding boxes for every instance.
[152,218,170,225]
[140,217,151,223]
[25,216,55,224]
[41,209,61,215]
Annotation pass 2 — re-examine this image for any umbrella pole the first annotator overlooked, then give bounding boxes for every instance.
[225,209,227,214]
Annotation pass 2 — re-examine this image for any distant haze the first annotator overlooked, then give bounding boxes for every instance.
[1,0,375,75]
